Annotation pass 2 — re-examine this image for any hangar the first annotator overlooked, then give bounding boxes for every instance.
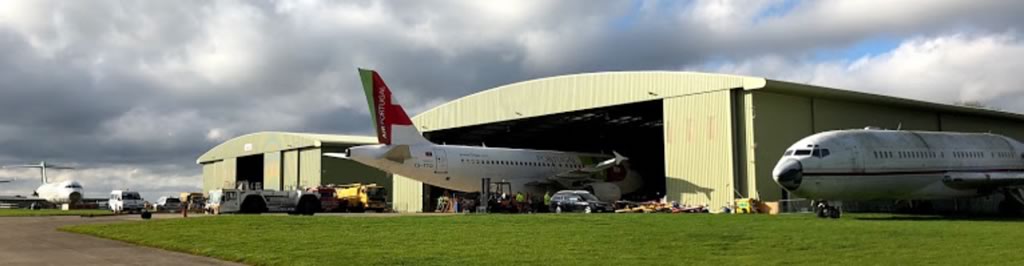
[196,132,426,213]
[402,71,1024,212]
[200,71,1024,213]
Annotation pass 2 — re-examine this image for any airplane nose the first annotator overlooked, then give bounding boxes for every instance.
[69,191,82,203]
[773,159,803,191]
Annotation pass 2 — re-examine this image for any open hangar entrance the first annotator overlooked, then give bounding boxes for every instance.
[235,154,264,190]
[411,71,768,210]
[423,100,667,201]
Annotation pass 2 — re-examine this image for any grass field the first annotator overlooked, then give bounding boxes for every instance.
[0,209,112,217]
[63,213,1024,265]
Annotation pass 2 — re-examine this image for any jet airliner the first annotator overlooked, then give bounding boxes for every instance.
[773,128,1024,218]
[324,69,642,201]
[2,161,84,204]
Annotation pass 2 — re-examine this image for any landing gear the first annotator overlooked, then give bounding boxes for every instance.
[814,201,842,219]
[999,189,1024,217]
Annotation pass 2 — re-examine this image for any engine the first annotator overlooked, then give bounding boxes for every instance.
[586,182,622,202]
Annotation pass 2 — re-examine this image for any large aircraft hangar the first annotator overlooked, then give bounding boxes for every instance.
[401,71,1024,212]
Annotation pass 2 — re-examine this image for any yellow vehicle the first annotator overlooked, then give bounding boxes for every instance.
[335,183,387,212]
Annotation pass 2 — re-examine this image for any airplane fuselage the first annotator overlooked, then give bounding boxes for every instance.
[773,129,1024,201]
[348,144,640,199]
[35,180,84,204]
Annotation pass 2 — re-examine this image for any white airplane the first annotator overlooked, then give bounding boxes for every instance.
[2,161,84,204]
[324,69,643,201]
[773,128,1024,218]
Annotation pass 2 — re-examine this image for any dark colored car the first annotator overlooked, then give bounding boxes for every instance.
[549,190,613,213]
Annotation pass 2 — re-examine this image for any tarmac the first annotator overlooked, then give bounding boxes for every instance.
[0,213,240,266]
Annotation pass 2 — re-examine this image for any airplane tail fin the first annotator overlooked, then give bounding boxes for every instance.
[358,69,432,145]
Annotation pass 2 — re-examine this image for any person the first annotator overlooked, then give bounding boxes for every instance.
[543,191,551,207]
[436,193,449,212]
[514,192,525,213]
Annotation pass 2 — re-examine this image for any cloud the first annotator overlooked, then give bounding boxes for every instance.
[710,32,1024,113]
[0,0,1022,199]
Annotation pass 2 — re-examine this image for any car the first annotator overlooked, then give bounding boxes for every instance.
[154,196,182,212]
[109,190,144,214]
[549,190,614,213]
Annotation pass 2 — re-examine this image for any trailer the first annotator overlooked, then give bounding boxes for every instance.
[306,186,340,212]
[206,189,320,215]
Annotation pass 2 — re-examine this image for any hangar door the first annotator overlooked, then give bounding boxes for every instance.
[663,90,735,208]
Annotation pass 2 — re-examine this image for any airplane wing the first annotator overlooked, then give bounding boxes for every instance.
[0,195,45,202]
[323,153,349,159]
[548,152,628,184]
[1,165,41,169]
[942,172,1024,188]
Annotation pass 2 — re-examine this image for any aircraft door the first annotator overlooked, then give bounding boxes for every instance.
[849,146,864,173]
[433,149,448,174]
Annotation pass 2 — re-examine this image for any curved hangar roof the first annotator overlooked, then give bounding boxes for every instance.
[197,132,376,164]
[412,71,1024,131]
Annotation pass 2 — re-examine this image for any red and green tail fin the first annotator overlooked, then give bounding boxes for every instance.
[358,69,429,145]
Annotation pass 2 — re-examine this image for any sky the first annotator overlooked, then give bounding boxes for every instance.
[1,0,1024,200]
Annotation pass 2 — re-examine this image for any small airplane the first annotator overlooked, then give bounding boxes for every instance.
[773,127,1024,218]
[1,161,84,204]
[324,69,643,201]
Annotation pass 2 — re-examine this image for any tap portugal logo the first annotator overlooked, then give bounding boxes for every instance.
[377,85,388,142]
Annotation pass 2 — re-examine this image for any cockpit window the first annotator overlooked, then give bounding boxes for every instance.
[813,149,831,158]
[794,150,812,156]
[783,150,794,156]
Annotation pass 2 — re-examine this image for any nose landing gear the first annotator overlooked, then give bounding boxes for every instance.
[814,201,842,219]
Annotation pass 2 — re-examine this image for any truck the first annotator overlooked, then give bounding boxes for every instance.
[180,192,205,213]
[109,190,145,214]
[205,189,320,215]
[153,196,182,212]
[335,183,388,212]
[306,186,340,212]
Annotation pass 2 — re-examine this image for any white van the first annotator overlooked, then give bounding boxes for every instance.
[109,190,145,213]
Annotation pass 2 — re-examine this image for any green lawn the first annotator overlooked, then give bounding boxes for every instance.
[62,213,1024,265]
[0,209,112,217]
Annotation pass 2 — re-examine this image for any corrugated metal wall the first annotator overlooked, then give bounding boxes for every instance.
[299,148,321,189]
[741,92,758,199]
[263,152,282,191]
[415,72,763,132]
[197,133,315,163]
[391,174,423,212]
[941,114,1024,141]
[321,158,390,187]
[202,162,222,194]
[221,158,236,189]
[283,150,299,190]
[813,99,940,132]
[748,92,814,201]
[663,90,735,209]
